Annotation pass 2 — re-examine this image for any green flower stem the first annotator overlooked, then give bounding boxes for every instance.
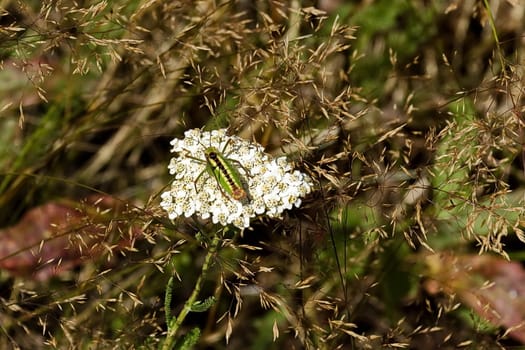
[162,234,220,350]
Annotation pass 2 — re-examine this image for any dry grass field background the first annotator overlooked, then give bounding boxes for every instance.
[1,0,525,349]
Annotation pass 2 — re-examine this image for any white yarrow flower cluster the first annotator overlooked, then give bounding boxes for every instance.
[160,129,312,229]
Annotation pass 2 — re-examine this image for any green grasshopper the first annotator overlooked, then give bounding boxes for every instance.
[203,146,249,202]
[188,132,251,203]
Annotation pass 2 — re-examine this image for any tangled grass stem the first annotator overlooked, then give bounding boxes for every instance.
[161,233,220,350]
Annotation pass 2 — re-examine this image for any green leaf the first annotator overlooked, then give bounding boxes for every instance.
[175,327,201,350]
[190,296,215,312]
[165,276,175,325]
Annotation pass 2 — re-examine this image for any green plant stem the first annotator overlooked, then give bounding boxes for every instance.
[161,234,220,350]
[482,0,506,74]
[286,0,301,43]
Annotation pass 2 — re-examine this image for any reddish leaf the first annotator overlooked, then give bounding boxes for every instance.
[424,253,525,343]
[0,196,143,281]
